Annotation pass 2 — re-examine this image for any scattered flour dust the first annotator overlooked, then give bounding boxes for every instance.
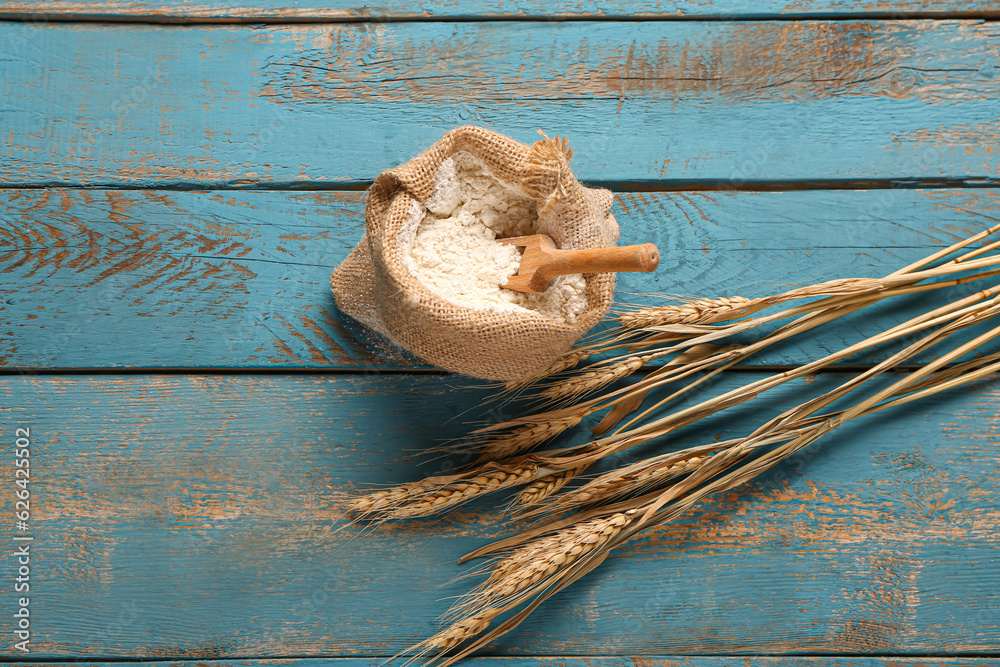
[404,152,588,324]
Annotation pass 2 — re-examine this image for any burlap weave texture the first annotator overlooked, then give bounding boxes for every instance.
[330,126,619,381]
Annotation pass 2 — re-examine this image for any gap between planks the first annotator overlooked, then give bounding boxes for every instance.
[4,654,1000,663]
[2,178,999,193]
[2,11,1000,24]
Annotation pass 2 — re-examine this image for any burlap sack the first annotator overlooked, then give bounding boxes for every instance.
[330,126,619,381]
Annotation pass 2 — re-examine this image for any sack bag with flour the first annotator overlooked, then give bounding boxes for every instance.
[330,125,620,381]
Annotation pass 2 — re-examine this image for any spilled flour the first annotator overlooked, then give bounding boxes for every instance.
[405,152,588,324]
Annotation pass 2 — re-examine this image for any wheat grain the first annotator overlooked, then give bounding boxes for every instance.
[617,296,754,329]
[348,466,542,520]
[514,466,585,506]
[505,348,597,390]
[541,344,733,406]
[436,513,632,646]
[446,511,635,627]
[426,610,500,650]
[480,512,633,601]
[547,348,597,375]
[478,413,590,460]
[540,356,645,401]
[346,482,437,514]
[548,453,712,510]
[390,467,538,519]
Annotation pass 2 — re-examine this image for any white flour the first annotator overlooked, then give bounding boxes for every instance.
[405,152,588,324]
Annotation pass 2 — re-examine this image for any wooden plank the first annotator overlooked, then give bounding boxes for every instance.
[0,189,402,371]
[2,20,999,188]
[2,0,999,22]
[12,660,1000,667]
[1,372,998,656]
[4,187,1000,371]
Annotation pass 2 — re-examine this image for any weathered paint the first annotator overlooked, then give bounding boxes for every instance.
[2,21,999,187]
[3,660,999,667]
[0,372,997,656]
[1,0,999,21]
[4,7,1000,664]
[3,187,1000,371]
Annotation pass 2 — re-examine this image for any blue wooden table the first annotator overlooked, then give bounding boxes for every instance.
[2,1,999,666]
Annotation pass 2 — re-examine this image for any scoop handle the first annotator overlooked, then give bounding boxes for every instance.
[537,243,660,281]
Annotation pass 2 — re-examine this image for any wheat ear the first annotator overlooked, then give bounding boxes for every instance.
[513,466,586,506]
[617,296,755,328]
[615,278,886,330]
[348,465,545,520]
[539,355,646,401]
[476,412,593,460]
[504,348,598,390]
[458,512,634,615]
[426,610,500,650]
[563,453,710,506]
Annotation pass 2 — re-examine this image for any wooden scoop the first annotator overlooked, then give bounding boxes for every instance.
[499,234,660,294]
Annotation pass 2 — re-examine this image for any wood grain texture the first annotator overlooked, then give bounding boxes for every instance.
[4,187,1000,371]
[0,372,997,657]
[0,189,400,370]
[2,20,999,188]
[2,0,999,22]
[13,660,1000,667]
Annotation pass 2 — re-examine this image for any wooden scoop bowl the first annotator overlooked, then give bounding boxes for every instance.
[499,234,660,294]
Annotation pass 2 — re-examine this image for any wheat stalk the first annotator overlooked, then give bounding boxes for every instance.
[493,282,1000,527]
[387,225,1000,666]
[491,257,1000,448]
[474,294,991,522]
[427,338,1000,664]
[592,287,1000,455]
[524,269,1000,440]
